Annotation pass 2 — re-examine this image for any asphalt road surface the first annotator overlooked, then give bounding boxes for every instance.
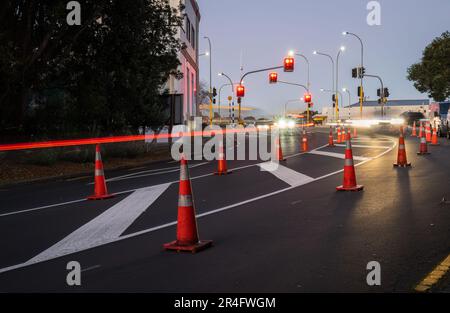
[0,127,449,292]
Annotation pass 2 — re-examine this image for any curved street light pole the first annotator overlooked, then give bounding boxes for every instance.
[218,72,236,124]
[204,36,213,124]
[343,31,364,119]
[343,88,352,120]
[295,54,310,91]
[284,99,303,118]
[313,51,335,119]
[336,46,345,121]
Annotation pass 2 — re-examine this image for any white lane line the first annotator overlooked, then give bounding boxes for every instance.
[0,198,88,218]
[334,144,391,149]
[308,150,370,161]
[259,162,314,187]
[104,162,208,183]
[26,183,171,265]
[0,138,397,275]
[0,142,356,218]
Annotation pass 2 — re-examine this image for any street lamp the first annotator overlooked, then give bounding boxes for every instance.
[218,72,236,124]
[336,46,346,121]
[203,36,213,124]
[343,31,364,118]
[291,51,310,91]
[313,50,335,118]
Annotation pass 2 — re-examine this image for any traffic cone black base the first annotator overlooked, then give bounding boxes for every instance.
[417,152,430,155]
[88,194,114,201]
[163,240,213,254]
[214,170,233,176]
[393,163,411,167]
[336,185,364,192]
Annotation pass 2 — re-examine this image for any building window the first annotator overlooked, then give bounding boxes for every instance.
[185,17,191,42]
[191,26,195,49]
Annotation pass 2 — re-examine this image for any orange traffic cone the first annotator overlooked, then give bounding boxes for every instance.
[418,122,423,138]
[417,132,430,155]
[337,127,342,144]
[341,127,346,143]
[215,141,231,175]
[393,126,411,167]
[302,128,308,152]
[426,123,432,142]
[431,126,440,146]
[164,156,212,253]
[328,127,335,147]
[411,121,417,137]
[353,127,358,138]
[275,133,285,161]
[336,130,364,192]
[88,145,114,200]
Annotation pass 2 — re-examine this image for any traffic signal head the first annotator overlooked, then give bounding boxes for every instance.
[384,88,390,98]
[212,87,217,97]
[236,85,245,97]
[352,68,358,78]
[304,93,312,103]
[269,72,278,84]
[284,57,295,72]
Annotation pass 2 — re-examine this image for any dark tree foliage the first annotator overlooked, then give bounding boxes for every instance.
[407,31,450,102]
[0,0,183,139]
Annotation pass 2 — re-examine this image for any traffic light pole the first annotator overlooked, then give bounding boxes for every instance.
[277,81,309,122]
[238,65,284,124]
[364,74,385,117]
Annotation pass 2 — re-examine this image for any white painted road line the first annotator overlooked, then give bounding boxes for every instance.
[259,162,314,187]
[105,162,208,183]
[0,138,396,275]
[335,144,392,149]
[308,150,370,161]
[27,183,171,265]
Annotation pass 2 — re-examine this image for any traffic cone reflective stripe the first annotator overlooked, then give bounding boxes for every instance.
[328,127,335,147]
[336,131,363,192]
[417,133,430,155]
[431,127,440,146]
[302,129,308,152]
[394,126,411,167]
[88,144,114,200]
[164,157,212,253]
[215,141,232,175]
[411,121,417,137]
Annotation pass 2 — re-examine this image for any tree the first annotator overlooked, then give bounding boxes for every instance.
[0,0,183,138]
[407,31,450,102]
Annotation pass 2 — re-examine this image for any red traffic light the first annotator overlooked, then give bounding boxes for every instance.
[236,85,245,97]
[284,57,295,72]
[269,72,278,84]
[304,93,312,103]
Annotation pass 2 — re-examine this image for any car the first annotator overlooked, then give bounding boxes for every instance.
[400,111,425,126]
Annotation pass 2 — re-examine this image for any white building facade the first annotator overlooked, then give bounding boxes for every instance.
[322,99,430,121]
[166,0,200,126]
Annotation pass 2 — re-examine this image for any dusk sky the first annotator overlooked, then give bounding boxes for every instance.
[197,0,450,116]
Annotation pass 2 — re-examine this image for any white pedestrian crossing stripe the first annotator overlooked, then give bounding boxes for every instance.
[259,162,314,187]
[27,183,171,264]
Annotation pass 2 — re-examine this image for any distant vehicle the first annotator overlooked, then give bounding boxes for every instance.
[243,117,256,126]
[400,111,425,126]
[432,102,450,138]
[255,118,273,130]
